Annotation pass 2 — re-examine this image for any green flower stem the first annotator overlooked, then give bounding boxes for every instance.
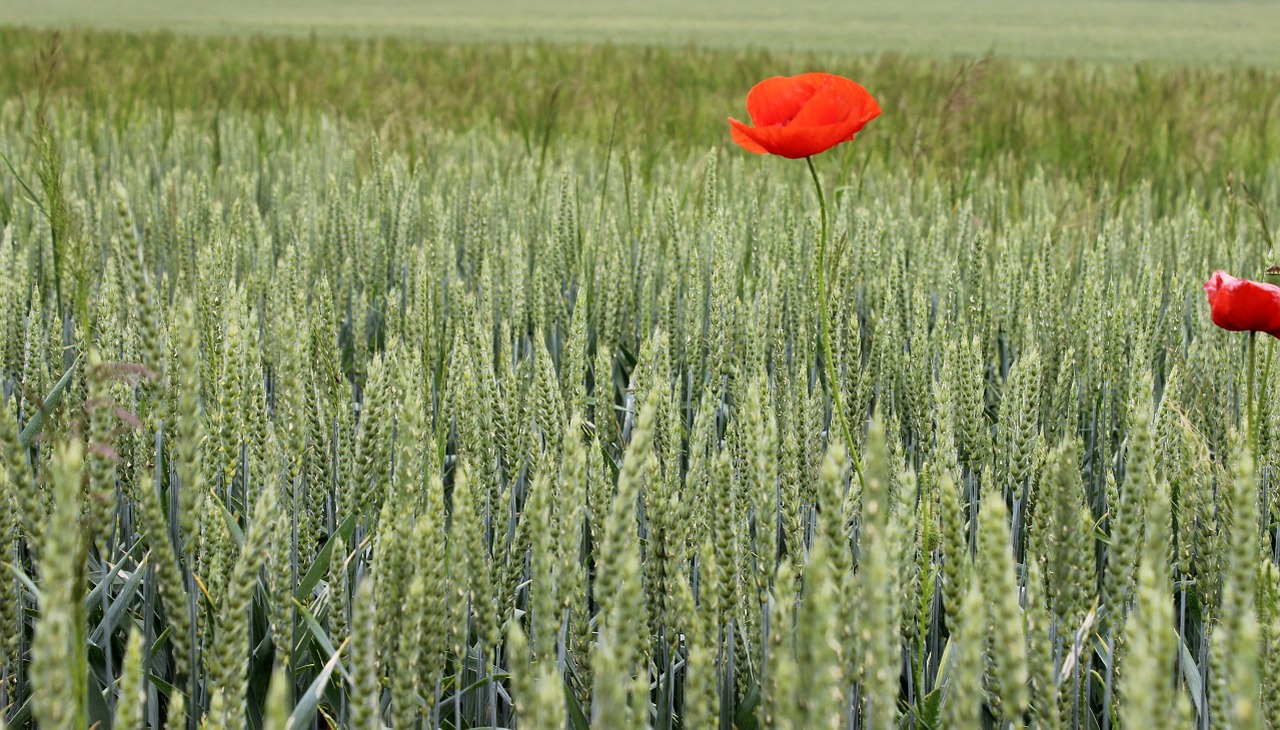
[1249,330,1258,466]
[1263,336,1275,457]
[807,155,864,485]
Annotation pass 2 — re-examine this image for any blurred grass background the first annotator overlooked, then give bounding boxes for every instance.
[0,25,1275,213]
[3,0,1279,66]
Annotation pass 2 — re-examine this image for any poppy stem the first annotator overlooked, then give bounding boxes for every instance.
[1249,331,1258,468]
[807,155,863,484]
[1265,337,1275,456]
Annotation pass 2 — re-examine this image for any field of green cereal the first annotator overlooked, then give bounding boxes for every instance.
[6,0,1280,65]
[0,8,1276,730]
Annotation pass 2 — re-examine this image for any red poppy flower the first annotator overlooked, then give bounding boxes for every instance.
[1204,270,1280,339]
[728,73,881,159]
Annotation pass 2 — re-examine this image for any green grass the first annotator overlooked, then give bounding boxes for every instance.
[0,23,1276,730]
[7,0,1280,65]
[1,26,1276,209]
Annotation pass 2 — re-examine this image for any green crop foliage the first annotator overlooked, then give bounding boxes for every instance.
[0,22,1275,730]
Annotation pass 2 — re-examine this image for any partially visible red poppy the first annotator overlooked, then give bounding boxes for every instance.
[728,73,881,159]
[1204,270,1280,339]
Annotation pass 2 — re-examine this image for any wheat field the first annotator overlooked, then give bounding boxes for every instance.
[0,20,1276,730]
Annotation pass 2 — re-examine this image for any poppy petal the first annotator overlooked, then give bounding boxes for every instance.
[1204,270,1280,339]
[728,117,770,155]
[736,116,868,159]
[744,74,829,127]
[788,75,881,130]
